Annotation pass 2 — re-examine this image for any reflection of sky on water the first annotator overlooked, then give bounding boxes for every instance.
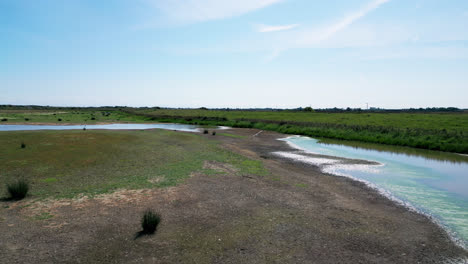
[0,123,201,132]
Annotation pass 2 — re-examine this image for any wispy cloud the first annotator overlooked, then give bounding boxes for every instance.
[268,0,391,59]
[146,0,284,24]
[297,0,391,45]
[256,23,300,33]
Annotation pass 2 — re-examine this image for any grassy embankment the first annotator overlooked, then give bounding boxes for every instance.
[127,109,468,154]
[0,129,267,199]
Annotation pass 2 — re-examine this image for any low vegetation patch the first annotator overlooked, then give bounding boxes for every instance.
[141,209,161,234]
[6,179,29,200]
[219,133,247,139]
[40,177,58,183]
[33,212,53,221]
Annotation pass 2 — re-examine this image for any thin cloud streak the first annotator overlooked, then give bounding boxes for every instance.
[270,0,391,59]
[311,0,391,43]
[256,23,300,33]
[147,0,284,24]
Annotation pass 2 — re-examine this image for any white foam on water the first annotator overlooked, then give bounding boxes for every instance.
[272,151,339,165]
[323,163,383,175]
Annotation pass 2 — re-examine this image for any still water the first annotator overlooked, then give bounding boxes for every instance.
[282,136,468,248]
[0,123,201,132]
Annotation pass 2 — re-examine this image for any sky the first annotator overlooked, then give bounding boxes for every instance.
[1,0,468,109]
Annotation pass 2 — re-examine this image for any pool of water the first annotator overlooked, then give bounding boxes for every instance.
[280,136,468,248]
[0,123,201,132]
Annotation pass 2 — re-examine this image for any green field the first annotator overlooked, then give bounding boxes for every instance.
[128,108,468,154]
[1,107,467,153]
[0,109,148,124]
[0,129,267,199]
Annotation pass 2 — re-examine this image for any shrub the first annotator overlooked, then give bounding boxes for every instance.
[203,129,209,134]
[141,210,161,234]
[7,179,29,200]
[21,142,26,148]
[212,131,216,136]
[24,118,30,121]
[91,117,96,120]
[57,118,62,121]
[1,118,7,122]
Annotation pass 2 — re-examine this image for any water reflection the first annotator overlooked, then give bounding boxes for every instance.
[0,123,201,132]
[318,138,468,164]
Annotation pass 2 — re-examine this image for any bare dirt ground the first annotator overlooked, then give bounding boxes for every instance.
[1,128,467,263]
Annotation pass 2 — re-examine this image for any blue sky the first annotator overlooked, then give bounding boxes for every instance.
[1,0,467,108]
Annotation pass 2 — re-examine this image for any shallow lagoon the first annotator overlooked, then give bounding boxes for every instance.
[0,123,201,132]
[282,136,468,248]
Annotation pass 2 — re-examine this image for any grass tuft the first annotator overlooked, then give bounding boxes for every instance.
[212,131,216,136]
[6,179,29,200]
[141,209,161,234]
[21,142,26,148]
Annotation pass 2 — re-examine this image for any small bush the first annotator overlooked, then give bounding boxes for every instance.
[91,117,96,120]
[141,210,161,234]
[83,127,86,131]
[203,129,209,134]
[24,118,30,121]
[57,118,62,121]
[21,142,26,148]
[7,179,29,200]
[212,131,216,136]
[1,118,7,122]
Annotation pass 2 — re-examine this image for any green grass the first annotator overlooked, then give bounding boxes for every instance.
[0,109,149,124]
[3,108,467,153]
[218,133,247,139]
[0,130,267,199]
[130,109,468,131]
[127,109,468,153]
[33,212,53,221]
[40,177,58,183]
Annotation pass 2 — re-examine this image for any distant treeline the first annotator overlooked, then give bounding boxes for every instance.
[0,105,126,111]
[296,107,464,113]
[0,105,465,113]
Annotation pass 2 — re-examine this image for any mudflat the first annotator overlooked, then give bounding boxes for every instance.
[1,128,466,263]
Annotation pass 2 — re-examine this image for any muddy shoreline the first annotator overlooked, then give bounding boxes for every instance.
[216,128,468,259]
